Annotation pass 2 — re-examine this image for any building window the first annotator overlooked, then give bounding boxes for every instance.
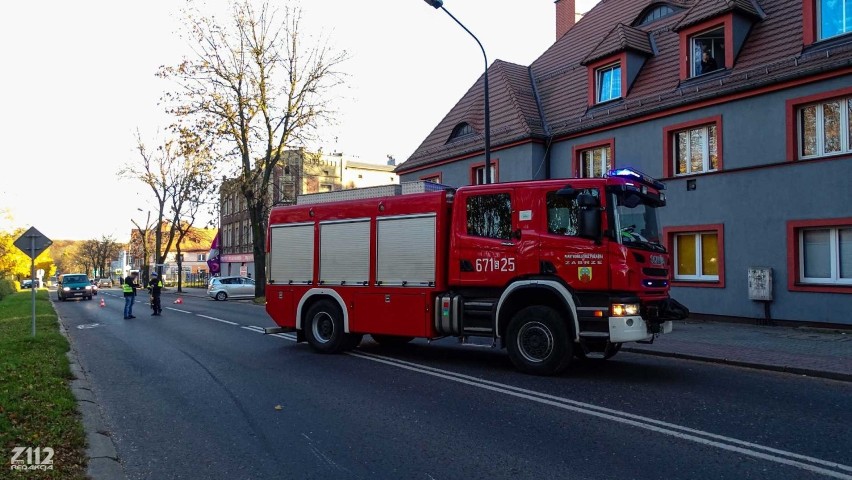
[799,227,852,285]
[596,63,622,103]
[579,145,612,178]
[449,122,475,142]
[664,224,725,287]
[197,254,206,261]
[320,183,333,192]
[818,0,852,40]
[471,162,498,185]
[674,232,719,281]
[466,193,512,240]
[673,123,720,175]
[636,4,678,26]
[420,173,442,183]
[690,27,725,77]
[798,96,852,158]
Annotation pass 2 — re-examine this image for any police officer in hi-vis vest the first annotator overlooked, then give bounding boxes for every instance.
[122,271,140,319]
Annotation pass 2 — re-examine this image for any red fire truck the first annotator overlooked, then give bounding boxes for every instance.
[265,169,687,375]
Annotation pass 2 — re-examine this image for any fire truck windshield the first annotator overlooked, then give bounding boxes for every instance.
[612,193,664,252]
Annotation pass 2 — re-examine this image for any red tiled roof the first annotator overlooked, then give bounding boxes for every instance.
[397,0,852,174]
[674,0,763,31]
[582,23,654,65]
[402,60,545,167]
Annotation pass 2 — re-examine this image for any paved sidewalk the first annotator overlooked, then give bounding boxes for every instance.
[624,319,852,382]
[163,289,852,381]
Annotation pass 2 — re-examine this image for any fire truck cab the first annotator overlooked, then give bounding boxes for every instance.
[265,169,687,375]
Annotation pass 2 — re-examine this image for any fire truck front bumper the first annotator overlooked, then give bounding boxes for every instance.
[609,316,672,343]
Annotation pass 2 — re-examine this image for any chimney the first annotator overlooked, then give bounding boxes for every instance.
[555,0,575,41]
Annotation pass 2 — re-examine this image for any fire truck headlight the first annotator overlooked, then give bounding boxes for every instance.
[612,303,639,317]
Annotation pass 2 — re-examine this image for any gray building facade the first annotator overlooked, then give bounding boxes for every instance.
[397,0,852,325]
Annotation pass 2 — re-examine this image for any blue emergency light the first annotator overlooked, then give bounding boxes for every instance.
[608,168,666,191]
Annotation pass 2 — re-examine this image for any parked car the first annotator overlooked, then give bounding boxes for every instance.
[20,279,39,289]
[57,274,94,301]
[207,276,255,301]
[97,278,113,288]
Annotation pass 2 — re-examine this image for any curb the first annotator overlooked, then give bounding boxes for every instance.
[622,347,852,383]
[57,313,128,480]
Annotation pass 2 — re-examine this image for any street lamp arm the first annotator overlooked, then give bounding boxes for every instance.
[425,2,492,184]
[438,7,488,72]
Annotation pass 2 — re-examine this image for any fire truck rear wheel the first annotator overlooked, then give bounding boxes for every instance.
[506,306,572,376]
[305,300,348,353]
[371,335,414,346]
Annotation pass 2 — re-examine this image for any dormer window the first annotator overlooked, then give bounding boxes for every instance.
[635,4,680,26]
[818,0,851,40]
[674,2,761,80]
[596,63,622,103]
[448,122,474,142]
[690,27,725,77]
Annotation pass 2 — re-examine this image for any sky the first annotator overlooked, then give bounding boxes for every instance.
[0,0,599,242]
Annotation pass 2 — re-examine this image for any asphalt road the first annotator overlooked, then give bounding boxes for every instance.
[56,289,852,480]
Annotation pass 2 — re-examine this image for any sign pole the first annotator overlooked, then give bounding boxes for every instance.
[30,234,36,337]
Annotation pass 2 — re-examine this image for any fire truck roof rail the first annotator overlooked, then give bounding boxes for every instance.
[295,181,453,205]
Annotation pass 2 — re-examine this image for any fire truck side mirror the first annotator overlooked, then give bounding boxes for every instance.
[576,193,602,242]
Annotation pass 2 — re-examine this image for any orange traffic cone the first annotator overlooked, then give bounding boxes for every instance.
[173,297,183,304]
[99,298,105,307]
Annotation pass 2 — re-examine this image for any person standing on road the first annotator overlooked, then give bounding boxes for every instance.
[122,271,140,319]
[148,272,163,316]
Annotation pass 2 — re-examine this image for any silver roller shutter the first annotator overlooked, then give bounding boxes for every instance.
[269,223,314,284]
[377,215,436,286]
[319,219,370,285]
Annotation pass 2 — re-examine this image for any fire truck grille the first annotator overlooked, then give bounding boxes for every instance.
[642,268,669,277]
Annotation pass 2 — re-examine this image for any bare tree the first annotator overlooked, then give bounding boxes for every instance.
[159,0,347,297]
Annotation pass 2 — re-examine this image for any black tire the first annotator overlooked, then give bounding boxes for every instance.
[304,300,348,353]
[506,306,572,376]
[574,341,622,360]
[371,335,414,347]
[215,291,227,301]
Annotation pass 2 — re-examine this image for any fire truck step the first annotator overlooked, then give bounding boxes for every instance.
[579,331,609,338]
[264,326,296,335]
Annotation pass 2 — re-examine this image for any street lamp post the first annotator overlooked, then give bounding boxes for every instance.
[424,0,491,184]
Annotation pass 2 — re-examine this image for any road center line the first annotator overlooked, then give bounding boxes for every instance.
[345,350,852,479]
[196,314,238,325]
[166,307,191,313]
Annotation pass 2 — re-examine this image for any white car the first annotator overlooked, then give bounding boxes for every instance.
[207,276,255,301]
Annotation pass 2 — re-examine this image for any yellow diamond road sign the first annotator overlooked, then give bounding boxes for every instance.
[14,227,52,259]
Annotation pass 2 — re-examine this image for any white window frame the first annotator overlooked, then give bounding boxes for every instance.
[799,227,852,285]
[595,63,622,103]
[817,0,852,41]
[797,97,852,159]
[673,124,719,175]
[579,145,612,178]
[690,27,725,77]
[472,164,498,185]
[673,232,719,281]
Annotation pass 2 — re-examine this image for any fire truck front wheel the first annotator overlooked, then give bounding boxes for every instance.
[506,306,573,376]
[305,300,349,353]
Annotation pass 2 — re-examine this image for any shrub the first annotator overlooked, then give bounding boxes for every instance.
[0,278,17,299]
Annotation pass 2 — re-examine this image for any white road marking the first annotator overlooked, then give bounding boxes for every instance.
[345,351,852,480]
[234,325,851,477]
[196,314,238,326]
[166,307,191,313]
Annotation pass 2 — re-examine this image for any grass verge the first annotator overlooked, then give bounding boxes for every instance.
[0,290,87,479]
